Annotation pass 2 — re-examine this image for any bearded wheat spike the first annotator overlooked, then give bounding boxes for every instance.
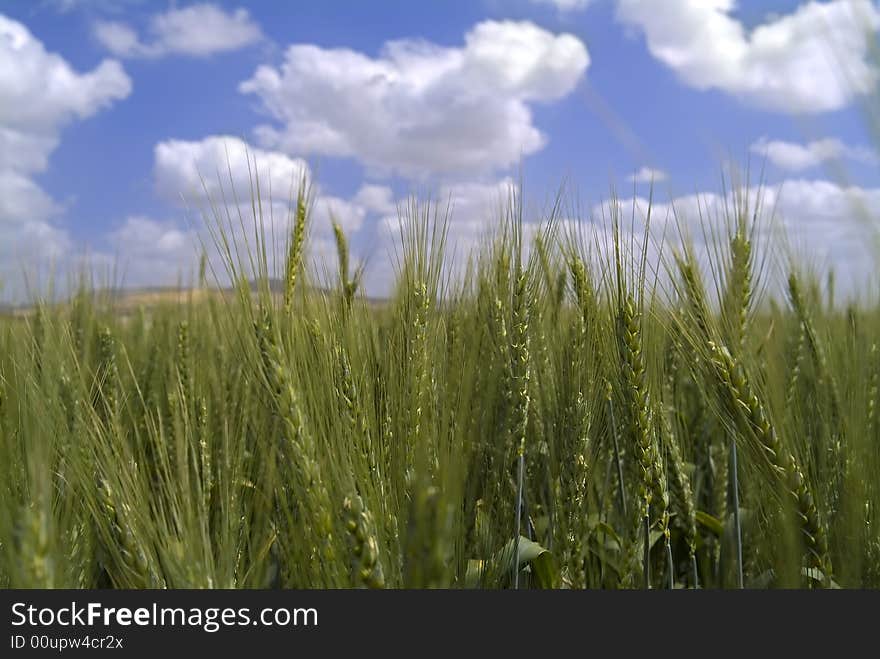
[336,345,375,478]
[405,278,431,477]
[724,227,752,354]
[255,315,336,566]
[708,341,832,583]
[618,293,656,588]
[16,498,54,587]
[510,270,531,467]
[284,188,308,315]
[97,325,119,421]
[197,395,212,512]
[620,296,653,518]
[788,273,843,430]
[662,409,698,586]
[677,255,711,342]
[650,435,673,588]
[788,273,845,521]
[785,324,807,409]
[343,494,385,589]
[176,320,191,404]
[510,266,531,590]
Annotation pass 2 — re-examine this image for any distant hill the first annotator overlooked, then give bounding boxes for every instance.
[1,281,389,318]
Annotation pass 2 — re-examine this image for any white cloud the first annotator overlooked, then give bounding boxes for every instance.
[616,0,880,113]
[364,177,518,294]
[746,179,879,293]
[441,178,517,228]
[529,0,593,11]
[311,195,367,234]
[110,215,192,253]
[154,135,310,206]
[0,13,131,296]
[750,137,878,171]
[1,18,130,133]
[389,173,880,300]
[353,184,397,215]
[598,178,880,297]
[94,3,261,58]
[93,21,142,56]
[142,134,880,298]
[148,135,523,294]
[630,166,668,184]
[108,135,880,300]
[768,178,880,248]
[0,171,60,223]
[377,178,516,248]
[147,135,393,286]
[105,216,198,287]
[153,136,410,238]
[239,20,589,178]
[153,135,315,282]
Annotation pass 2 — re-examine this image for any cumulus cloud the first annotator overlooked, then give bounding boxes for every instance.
[767,179,880,255]
[144,135,524,293]
[109,131,880,300]
[356,177,515,295]
[750,179,877,292]
[615,0,880,113]
[353,184,397,215]
[629,166,668,184]
[105,216,198,287]
[0,14,131,296]
[750,137,879,171]
[594,177,880,297]
[154,135,377,233]
[1,19,131,133]
[239,20,589,178]
[154,135,310,206]
[376,177,516,254]
[94,3,261,58]
[144,135,880,299]
[143,135,401,286]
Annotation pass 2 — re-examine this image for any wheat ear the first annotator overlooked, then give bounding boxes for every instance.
[708,341,832,584]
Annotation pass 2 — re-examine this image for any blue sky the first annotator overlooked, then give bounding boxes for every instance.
[1,0,879,299]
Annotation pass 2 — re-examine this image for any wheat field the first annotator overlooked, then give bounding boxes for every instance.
[1,181,878,590]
